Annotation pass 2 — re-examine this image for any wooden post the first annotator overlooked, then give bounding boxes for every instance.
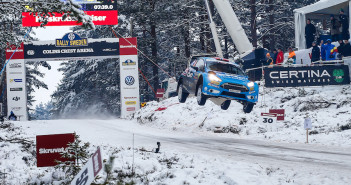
[306,129,309,143]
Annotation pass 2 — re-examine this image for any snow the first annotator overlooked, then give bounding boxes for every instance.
[135,85,351,147]
[1,84,351,184]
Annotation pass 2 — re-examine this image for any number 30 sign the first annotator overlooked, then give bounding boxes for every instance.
[261,113,277,124]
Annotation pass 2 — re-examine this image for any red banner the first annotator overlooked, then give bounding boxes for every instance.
[156,89,165,98]
[119,37,138,55]
[6,43,24,60]
[269,109,285,121]
[22,11,118,27]
[36,133,75,167]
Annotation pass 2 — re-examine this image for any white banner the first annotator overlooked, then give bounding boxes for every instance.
[119,55,140,118]
[6,59,28,121]
[71,147,103,185]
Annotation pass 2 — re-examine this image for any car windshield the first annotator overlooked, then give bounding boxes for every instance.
[206,61,245,76]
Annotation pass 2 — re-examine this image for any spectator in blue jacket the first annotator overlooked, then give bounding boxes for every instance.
[321,39,337,61]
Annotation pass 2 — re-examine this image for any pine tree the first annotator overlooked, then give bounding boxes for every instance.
[55,133,90,183]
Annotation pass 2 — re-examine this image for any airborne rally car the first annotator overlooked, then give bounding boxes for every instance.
[177,56,259,113]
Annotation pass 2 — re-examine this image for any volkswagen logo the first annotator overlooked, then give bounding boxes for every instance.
[125,76,135,86]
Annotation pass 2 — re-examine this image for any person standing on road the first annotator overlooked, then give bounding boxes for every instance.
[339,9,349,40]
[311,41,320,62]
[305,19,316,48]
[331,15,341,42]
[276,48,284,65]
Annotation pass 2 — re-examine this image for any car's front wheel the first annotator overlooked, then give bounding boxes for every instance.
[196,84,207,106]
[178,83,189,103]
[221,100,231,110]
[243,101,254,113]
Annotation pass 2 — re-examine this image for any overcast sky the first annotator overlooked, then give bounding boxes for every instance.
[30,26,71,108]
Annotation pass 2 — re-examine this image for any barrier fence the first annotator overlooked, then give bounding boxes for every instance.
[245,60,351,87]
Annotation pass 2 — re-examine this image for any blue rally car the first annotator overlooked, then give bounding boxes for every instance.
[177,56,259,113]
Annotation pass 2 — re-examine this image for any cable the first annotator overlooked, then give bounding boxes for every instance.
[138,68,156,96]
[109,26,176,80]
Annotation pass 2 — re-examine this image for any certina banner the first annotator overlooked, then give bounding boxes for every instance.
[36,133,75,167]
[22,0,117,27]
[264,65,351,88]
[24,34,120,61]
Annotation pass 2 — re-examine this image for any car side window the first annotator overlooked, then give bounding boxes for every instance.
[196,59,205,69]
[190,59,197,67]
[196,59,205,72]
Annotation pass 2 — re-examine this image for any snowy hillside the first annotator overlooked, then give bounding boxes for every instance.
[134,85,351,147]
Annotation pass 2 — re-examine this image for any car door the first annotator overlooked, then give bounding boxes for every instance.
[184,58,197,92]
[189,58,205,94]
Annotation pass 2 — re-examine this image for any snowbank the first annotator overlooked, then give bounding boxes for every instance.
[134,85,351,147]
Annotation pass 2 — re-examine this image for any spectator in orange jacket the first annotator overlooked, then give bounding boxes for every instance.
[276,48,284,65]
[288,47,296,64]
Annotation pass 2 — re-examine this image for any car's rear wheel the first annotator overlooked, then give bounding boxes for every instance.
[178,83,189,103]
[243,101,254,113]
[197,84,207,106]
[221,100,231,110]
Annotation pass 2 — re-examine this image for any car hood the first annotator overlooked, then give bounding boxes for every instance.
[214,72,250,83]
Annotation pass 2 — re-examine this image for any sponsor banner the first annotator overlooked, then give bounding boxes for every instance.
[24,35,119,61]
[264,65,351,88]
[71,147,103,185]
[6,43,24,60]
[156,89,165,98]
[6,59,28,121]
[119,37,137,55]
[269,109,285,121]
[120,55,140,118]
[22,1,118,27]
[36,133,75,167]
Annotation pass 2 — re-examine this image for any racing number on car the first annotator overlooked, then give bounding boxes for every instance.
[263,118,274,123]
[75,168,88,185]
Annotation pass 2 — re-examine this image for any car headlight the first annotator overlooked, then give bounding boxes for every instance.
[247,82,255,88]
[208,74,222,82]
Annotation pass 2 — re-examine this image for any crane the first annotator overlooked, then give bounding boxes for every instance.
[204,0,267,80]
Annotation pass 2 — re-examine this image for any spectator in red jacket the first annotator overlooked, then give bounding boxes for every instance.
[276,48,284,65]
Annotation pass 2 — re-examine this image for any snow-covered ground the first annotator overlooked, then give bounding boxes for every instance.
[1,117,351,184]
[1,85,351,184]
[135,85,351,147]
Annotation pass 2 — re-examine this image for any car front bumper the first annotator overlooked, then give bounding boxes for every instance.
[202,82,259,103]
